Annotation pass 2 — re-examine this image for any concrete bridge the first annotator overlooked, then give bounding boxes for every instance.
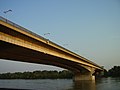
[0,16,103,81]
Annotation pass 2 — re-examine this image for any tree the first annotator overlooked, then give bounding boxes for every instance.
[0,70,74,79]
[108,66,120,77]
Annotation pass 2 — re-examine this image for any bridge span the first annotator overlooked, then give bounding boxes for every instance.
[0,16,103,81]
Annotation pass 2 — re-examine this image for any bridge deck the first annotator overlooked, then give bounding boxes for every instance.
[0,16,103,70]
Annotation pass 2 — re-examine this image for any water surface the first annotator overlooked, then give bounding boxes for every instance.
[0,77,120,90]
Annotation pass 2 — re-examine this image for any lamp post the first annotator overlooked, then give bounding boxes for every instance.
[3,9,12,21]
[3,9,12,14]
[44,33,50,36]
[63,44,69,47]
[44,33,51,44]
[74,49,79,53]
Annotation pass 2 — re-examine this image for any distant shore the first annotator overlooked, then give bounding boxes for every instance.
[0,66,120,79]
[0,88,29,90]
[0,70,73,79]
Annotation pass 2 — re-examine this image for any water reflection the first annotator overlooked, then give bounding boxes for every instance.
[96,77,120,90]
[0,78,120,90]
[68,78,120,90]
[68,80,96,90]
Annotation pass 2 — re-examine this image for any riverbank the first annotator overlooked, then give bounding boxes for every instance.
[0,70,73,79]
[0,78,120,90]
[0,88,29,90]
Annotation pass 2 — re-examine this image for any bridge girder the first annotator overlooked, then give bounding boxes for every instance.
[0,16,103,80]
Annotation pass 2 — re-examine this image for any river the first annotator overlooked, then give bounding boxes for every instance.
[0,77,120,90]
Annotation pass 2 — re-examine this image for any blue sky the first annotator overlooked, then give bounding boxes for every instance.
[0,0,120,72]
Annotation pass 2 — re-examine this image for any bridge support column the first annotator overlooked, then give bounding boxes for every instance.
[74,73,95,81]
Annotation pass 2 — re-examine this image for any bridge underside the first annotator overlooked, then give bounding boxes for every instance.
[0,40,97,80]
[0,17,103,81]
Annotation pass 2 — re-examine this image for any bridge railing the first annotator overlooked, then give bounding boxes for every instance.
[0,16,82,57]
[0,16,47,41]
[0,16,103,69]
[0,16,73,54]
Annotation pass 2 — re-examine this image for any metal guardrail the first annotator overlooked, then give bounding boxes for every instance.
[0,16,103,69]
[0,16,81,57]
[0,16,47,41]
[0,16,75,55]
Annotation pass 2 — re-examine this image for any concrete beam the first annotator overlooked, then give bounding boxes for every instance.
[74,73,95,81]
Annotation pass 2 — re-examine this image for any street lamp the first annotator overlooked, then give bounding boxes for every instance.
[3,9,12,14]
[44,33,50,36]
[3,9,12,21]
[43,33,51,44]
[74,49,79,53]
[63,44,68,46]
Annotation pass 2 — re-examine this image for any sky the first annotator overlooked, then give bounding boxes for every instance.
[0,0,120,73]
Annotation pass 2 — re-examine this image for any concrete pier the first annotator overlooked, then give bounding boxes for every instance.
[74,73,95,81]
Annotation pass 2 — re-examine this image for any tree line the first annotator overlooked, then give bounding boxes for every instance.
[0,70,74,79]
[0,66,120,79]
[103,66,120,77]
